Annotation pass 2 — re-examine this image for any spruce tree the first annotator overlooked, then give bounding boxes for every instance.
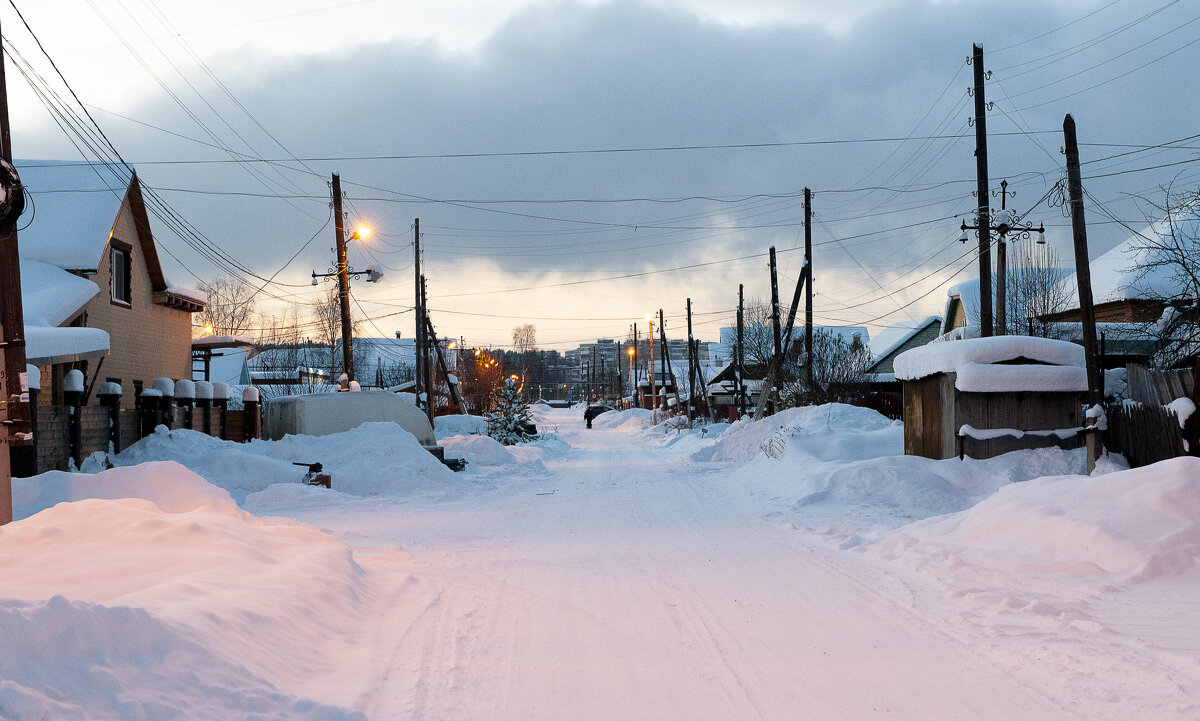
[486,379,539,444]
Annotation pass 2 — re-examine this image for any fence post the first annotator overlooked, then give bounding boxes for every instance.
[17,365,40,477]
[242,387,261,442]
[194,381,213,435]
[153,378,175,430]
[98,382,122,455]
[174,379,195,431]
[212,382,230,440]
[139,388,163,438]
[64,369,84,469]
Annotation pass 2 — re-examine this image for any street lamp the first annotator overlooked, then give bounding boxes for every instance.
[959,180,1045,336]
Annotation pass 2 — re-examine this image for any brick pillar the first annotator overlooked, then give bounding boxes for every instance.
[98,382,123,454]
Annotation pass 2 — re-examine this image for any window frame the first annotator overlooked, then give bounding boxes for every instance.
[110,239,132,306]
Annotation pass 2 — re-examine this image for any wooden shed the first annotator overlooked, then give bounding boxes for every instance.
[895,337,1089,460]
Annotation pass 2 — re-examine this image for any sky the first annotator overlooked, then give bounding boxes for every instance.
[3,0,1199,349]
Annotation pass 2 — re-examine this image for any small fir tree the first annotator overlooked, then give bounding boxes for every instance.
[486,379,539,444]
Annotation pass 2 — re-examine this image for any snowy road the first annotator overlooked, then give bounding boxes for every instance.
[267,411,1118,720]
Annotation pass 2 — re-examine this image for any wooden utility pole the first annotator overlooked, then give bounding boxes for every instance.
[659,309,682,412]
[413,218,424,411]
[1063,115,1101,405]
[736,284,745,417]
[804,187,813,386]
[972,43,994,337]
[995,180,1011,335]
[0,20,29,525]
[647,318,656,419]
[756,247,783,417]
[421,275,434,426]
[686,298,696,423]
[332,174,355,382]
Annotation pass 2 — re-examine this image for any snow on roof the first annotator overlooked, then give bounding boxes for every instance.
[166,283,207,305]
[894,336,1085,382]
[192,334,255,349]
[1063,214,1198,305]
[868,316,940,362]
[16,160,129,270]
[25,325,109,365]
[20,259,110,364]
[954,362,1088,393]
[21,260,99,328]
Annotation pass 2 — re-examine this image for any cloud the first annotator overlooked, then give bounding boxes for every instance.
[13,0,1200,345]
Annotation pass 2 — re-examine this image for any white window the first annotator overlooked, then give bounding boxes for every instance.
[111,245,131,304]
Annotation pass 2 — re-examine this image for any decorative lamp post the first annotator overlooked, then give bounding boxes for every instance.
[959,180,1045,336]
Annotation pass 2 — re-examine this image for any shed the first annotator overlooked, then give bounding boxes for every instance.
[895,336,1089,460]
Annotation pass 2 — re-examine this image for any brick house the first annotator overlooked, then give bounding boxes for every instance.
[19,161,205,408]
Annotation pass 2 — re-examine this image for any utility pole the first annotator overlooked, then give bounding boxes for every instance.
[421,275,433,426]
[994,180,1015,335]
[736,284,745,418]
[0,20,29,526]
[648,318,656,420]
[1063,115,1101,406]
[686,298,696,424]
[332,174,355,382]
[972,43,994,337]
[804,188,813,388]
[413,218,424,412]
[659,308,682,412]
[768,247,783,415]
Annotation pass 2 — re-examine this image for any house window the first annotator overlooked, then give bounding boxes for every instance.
[111,242,132,305]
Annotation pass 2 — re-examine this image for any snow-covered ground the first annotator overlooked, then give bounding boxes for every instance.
[2,403,1200,719]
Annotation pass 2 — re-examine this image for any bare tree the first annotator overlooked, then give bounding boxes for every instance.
[734,299,776,369]
[512,323,537,385]
[781,329,871,407]
[1005,242,1073,337]
[312,286,347,377]
[1127,185,1200,368]
[195,277,257,336]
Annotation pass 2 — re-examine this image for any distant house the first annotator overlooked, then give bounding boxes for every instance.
[18,161,205,407]
[865,316,942,380]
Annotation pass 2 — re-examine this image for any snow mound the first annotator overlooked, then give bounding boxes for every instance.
[0,489,369,718]
[12,460,239,520]
[894,335,1084,381]
[592,407,653,430]
[113,423,453,501]
[696,404,900,463]
[0,596,364,721]
[880,457,1200,581]
[434,413,488,439]
[440,433,516,465]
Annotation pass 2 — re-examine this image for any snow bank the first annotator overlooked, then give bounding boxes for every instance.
[879,457,1200,581]
[592,407,654,430]
[0,460,370,719]
[440,433,516,465]
[695,404,901,464]
[112,423,453,501]
[12,461,239,520]
[434,413,488,439]
[894,336,1085,381]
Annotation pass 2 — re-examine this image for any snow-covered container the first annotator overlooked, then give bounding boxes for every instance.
[895,336,1089,460]
[263,390,437,448]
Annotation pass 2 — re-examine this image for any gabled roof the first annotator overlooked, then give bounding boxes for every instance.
[868,316,940,363]
[1062,212,1198,305]
[16,161,202,309]
[16,161,127,271]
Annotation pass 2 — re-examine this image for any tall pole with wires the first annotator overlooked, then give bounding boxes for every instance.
[413,218,423,410]
[972,43,994,337]
[0,20,28,525]
[804,188,813,388]
[331,173,355,382]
